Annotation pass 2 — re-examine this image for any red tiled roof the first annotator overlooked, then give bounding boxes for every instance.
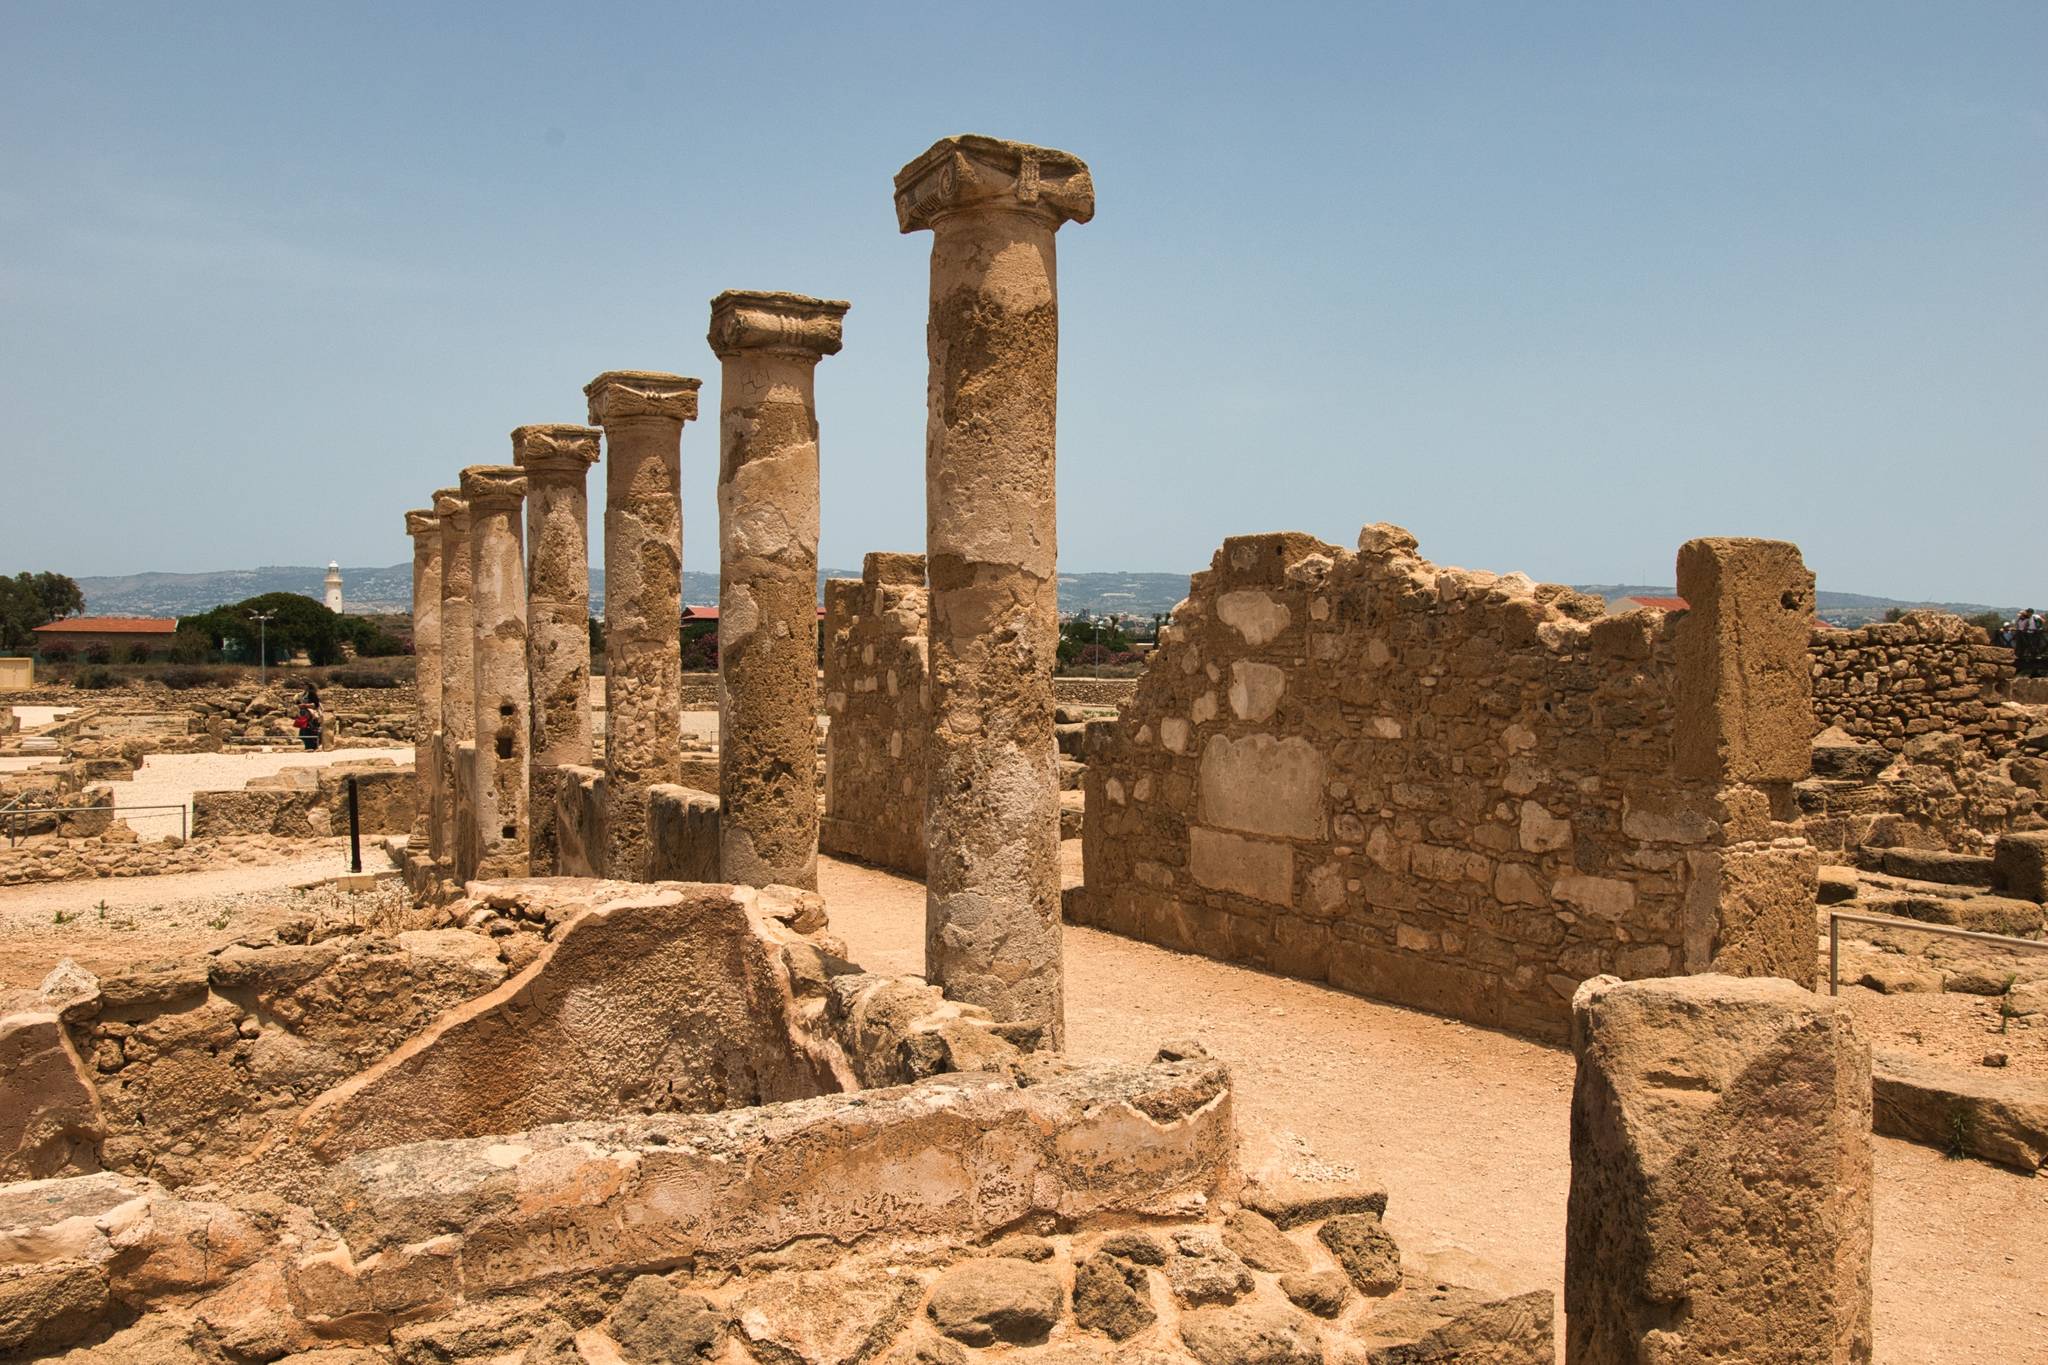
[32,617,178,635]
[1622,596,1689,612]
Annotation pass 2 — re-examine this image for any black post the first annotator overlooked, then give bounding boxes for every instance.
[346,775,362,874]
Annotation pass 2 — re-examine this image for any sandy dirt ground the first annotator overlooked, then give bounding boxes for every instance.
[822,846,2048,1365]
[0,844,383,990]
[5,705,78,729]
[108,745,415,839]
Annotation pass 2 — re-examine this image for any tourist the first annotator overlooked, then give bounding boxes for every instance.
[293,701,322,751]
[2018,608,2045,676]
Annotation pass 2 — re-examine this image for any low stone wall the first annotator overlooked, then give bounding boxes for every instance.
[1810,612,2019,754]
[0,832,318,886]
[191,761,416,839]
[1054,676,1141,708]
[1075,527,1820,1041]
[821,553,931,876]
[647,783,719,881]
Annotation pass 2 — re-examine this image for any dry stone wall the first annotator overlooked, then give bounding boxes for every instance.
[1075,526,1818,1041]
[1811,611,2018,755]
[821,552,931,876]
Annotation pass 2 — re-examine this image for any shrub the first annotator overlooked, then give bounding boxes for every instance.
[159,666,226,690]
[330,668,401,689]
[82,645,113,665]
[40,645,73,664]
[75,667,119,690]
[125,643,154,664]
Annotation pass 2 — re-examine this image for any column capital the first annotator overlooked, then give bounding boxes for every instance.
[894,134,1094,234]
[458,464,527,512]
[708,290,849,361]
[404,509,439,539]
[584,371,701,427]
[511,424,602,480]
[431,487,467,521]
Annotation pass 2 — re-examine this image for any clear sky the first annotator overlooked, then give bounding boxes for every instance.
[1,2,2041,603]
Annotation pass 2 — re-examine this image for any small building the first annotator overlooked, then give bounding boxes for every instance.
[32,617,179,660]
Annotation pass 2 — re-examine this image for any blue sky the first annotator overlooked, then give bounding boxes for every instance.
[1,2,2042,603]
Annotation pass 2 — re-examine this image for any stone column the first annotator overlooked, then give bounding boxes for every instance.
[895,135,1094,1046]
[404,508,442,857]
[585,371,701,880]
[460,464,531,882]
[433,487,473,874]
[1567,973,1872,1363]
[708,290,849,889]
[513,423,601,876]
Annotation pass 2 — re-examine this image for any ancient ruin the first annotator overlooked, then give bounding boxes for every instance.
[513,422,601,876]
[709,289,847,890]
[585,370,700,880]
[1073,526,1820,1038]
[897,133,1093,1046]
[3,129,2043,1365]
[458,463,530,882]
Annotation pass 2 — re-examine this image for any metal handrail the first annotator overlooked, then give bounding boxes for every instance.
[2,801,190,846]
[1827,908,2048,995]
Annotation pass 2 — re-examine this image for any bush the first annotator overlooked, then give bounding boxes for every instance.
[329,669,401,689]
[40,645,73,664]
[82,645,112,665]
[159,666,227,690]
[124,643,154,664]
[75,667,119,690]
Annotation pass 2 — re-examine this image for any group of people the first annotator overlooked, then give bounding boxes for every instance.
[291,683,324,750]
[1998,609,2047,677]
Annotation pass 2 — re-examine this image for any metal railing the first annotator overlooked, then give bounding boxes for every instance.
[3,801,189,846]
[1827,909,2048,994]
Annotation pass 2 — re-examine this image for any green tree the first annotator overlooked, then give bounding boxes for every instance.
[0,571,84,648]
[1056,612,1133,666]
[1966,610,2005,633]
[179,592,346,667]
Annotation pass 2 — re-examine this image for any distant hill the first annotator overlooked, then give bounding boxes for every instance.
[1576,584,2018,629]
[70,564,2015,630]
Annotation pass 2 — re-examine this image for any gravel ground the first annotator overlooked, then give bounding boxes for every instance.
[0,842,390,989]
[822,843,2048,1365]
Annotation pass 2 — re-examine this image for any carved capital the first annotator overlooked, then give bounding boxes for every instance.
[894,135,1094,234]
[584,371,701,427]
[404,509,438,539]
[458,464,527,512]
[707,290,849,361]
[511,424,602,481]
[431,487,468,524]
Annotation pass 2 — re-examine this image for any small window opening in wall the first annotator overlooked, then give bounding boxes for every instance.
[496,734,515,759]
[502,825,516,839]
[500,702,516,716]
[1780,591,1802,610]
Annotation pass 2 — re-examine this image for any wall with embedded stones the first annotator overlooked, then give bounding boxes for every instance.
[1073,526,1818,1041]
[1810,612,2017,755]
[821,553,932,876]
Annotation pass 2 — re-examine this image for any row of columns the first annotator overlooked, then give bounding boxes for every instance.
[399,134,1089,1048]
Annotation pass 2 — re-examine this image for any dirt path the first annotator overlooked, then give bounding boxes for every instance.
[819,848,2048,1365]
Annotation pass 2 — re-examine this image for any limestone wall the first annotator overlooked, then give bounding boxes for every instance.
[1811,611,2018,754]
[821,553,931,876]
[1074,526,1818,1041]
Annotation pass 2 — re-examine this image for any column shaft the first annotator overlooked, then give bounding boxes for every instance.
[710,290,848,889]
[461,464,531,881]
[433,488,473,876]
[586,371,701,880]
[514,424,601,876]
[404,509,442,857]
[895,135,1094,1046]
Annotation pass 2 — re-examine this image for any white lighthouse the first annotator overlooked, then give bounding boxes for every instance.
[323,561,344,612]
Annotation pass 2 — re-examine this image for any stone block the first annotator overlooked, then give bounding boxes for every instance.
[0,1011,105,1181]
[1190,828,1294,906]
[1673,538,1815,785]
[1880,847,1995,887]
[1990,831,2048,903]
[1566,974,1871,1364]
[1197,733,1324,840]
[647,784,720,882]
[1871,1049,2048,1173]
[551,764,606,878]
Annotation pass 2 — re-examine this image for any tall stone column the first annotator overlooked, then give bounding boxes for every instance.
[433,487,473,874]
[404,507,442,857]
[708,290,849,889]
[460,464,531,882]
[585,371,701,880]
[513,423,601,876]
[894,135,1094,1046]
